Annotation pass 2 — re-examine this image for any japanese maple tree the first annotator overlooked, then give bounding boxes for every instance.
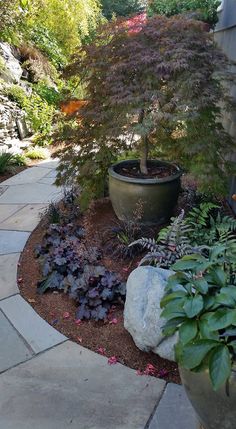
[58,14,235,196]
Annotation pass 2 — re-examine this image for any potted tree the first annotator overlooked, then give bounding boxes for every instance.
[58,14,235,223]
[161,246,236,429]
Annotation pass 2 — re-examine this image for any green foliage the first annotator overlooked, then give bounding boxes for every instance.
[0,0,22,42]
[23,0,103,59]
[34,81,61,106]
[56,138,116,211]
[134,203,236,268]
[24,146,49,160]
[131,210,198,267]
[186,203,236,247]
[148,0,220,27]
[161,247,236,390]
[101,0,146,19]
[6,84,55,136]
[0,152,27,173]
[185,202,219,245]
[0,152,14,174]
[10,153,27,166]
[60,15,236,198]
[29,26,67,68]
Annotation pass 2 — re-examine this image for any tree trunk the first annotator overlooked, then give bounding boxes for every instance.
[138,109,149,175]
[140,135,149,175]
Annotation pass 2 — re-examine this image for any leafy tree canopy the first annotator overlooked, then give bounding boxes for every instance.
[0,0,103,61]
[148,0,221,27]
[58,15,236,197]
[101,0,146,19]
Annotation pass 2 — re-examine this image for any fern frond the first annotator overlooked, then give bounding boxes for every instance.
[129,237,158,252]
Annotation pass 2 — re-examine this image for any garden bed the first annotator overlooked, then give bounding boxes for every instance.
[0,165,27,183]
[18,197,180,384]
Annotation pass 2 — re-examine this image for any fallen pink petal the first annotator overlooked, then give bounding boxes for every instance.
[108,356,118,365]
[75,319,82,325]
[109,318,118,325]
[63,312,70,319]
[97,347,106,356]
[144,363,157,376]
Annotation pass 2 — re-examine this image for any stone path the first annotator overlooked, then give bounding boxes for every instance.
[0,160,200,429]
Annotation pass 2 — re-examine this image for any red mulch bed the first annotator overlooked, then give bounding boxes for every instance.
[18,198,180,384]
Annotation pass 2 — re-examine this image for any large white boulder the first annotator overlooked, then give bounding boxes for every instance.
[124,266,178,361]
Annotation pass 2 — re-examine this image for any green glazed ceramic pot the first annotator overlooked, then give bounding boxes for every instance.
[180,366,236,429]
[109,159,182,225]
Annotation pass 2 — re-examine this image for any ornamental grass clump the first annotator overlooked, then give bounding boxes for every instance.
[161,245,236,390]
[57,14,236,199]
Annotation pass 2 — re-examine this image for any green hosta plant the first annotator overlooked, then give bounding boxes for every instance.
[161,245,236,390]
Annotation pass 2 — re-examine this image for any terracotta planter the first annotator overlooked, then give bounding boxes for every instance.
[109,159,182,225]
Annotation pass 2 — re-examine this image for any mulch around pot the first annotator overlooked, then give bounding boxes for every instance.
[18,198,180,384]
[116,163,177,179]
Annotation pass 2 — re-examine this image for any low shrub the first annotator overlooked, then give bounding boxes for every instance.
[0,152,14,174]
[161,245,236,390]
[6,84,55,136]
[148,0,220,27]
[132,203,236,268]
[36,222,126,321]
[24,146,49,160]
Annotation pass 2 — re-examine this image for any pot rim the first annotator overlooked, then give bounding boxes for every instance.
[109,159,182,185]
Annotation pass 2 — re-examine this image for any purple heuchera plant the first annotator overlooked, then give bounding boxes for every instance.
[36,223,126,320]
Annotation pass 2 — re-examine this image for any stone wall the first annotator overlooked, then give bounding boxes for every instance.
[0,42,29,154]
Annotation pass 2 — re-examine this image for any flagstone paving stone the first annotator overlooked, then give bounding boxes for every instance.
[0,310,33,373]
[0,253,20,299]
[1,167,52,186]
[0,230,30,255]
[0,295,66,354]
[0,204,25,223]
[0,183,62,204]
[0,341,165,429]
[37,159,60,169]
[148,383,199,429]
[0,204,47,231]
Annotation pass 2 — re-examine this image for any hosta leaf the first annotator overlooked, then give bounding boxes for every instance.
[229,340,236,353]
[215,292,235,307]
[204,296,216,310]
[219,286,236,301]
[199,318,218,340]
[180,340,220,369]
[179,320,198,345]
[161,298,186,320]
[161,291,187,308]
[172,260,198,271]
[211,267,227,287]
[183,295,204,318]
[162,317,186,336]
[167,272,189,289]
[208,309,236,330]
[192,277,208,294]
[209,345,231,391]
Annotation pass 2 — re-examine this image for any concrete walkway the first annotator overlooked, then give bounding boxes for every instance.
[0,160,199,429]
